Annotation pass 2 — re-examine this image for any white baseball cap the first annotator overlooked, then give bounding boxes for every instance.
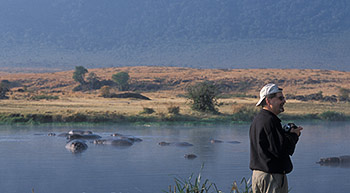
[256,83,283,106]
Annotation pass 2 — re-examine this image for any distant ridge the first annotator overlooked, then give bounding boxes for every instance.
[0,0,349,71]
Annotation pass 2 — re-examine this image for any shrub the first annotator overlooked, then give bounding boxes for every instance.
[338,88,350,101]
[140,107,155,114]
[167,106,180,115]
[86,72,102,90]
[100,86,111,97]
[186,81,220,113]
[30,95,59,100]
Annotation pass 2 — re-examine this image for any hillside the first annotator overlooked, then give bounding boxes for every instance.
[0,0,349,71]
[1,66,349,97]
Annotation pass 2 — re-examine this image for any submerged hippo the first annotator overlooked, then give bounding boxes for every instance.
[111,133,143,142]
[67,133,102,141]
[65,140,88,153]
[317,155,350,167]
[93,139,133,147]
[184,153,197,159]
[226,140,241,144]
[58,130,94,137]
[158,141,193,147]
[68,130,93,135]
[210,139,241,144]
[210,139,223,143]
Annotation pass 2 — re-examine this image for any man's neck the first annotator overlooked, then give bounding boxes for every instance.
[263,106,278,115]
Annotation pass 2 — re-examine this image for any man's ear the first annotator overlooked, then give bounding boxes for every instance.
[265,97,271,106]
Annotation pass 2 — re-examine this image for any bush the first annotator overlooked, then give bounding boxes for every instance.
[167,106,180,115]
[140,107,155,114]
[86,72,102,90]
[30,95,59,100]
[339,88,350,101]
[186,81,220,113]
[100,86,111,97]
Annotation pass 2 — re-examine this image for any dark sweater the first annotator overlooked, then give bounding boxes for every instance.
[249,109,299,174]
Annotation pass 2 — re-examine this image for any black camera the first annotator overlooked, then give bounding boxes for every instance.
[282,123,298,132]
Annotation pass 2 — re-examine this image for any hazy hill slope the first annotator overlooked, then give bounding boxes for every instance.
[0,0,349,71]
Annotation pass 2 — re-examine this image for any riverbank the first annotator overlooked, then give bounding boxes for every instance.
[1,110,349,125]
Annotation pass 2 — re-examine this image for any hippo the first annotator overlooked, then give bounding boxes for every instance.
[67,133,102,141]
[93,139,133,147]
[210,139,241,144]
[111,133,143,142]
[65,140,88,153]
[111,133,123,137]
[226,141,241,144]
[316,155,350,167]
[58,130,94,137]
[210,139,223,143]
[158,141,171,146]
[184,153,197,159]
[158,141,193,147]
[120,136,143,142]
[68,130,93,135]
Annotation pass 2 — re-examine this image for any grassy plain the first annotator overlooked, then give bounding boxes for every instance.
[0,66,350,124]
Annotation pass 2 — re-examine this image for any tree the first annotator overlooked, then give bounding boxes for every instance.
[73,66,88,85]
[339,87,350,101]
[86,72,101,89]
[186,81,220,113]
[112,72,130,91]
[0,80,10,99]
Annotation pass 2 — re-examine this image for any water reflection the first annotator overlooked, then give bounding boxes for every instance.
[0,122,349,193]
[316,155,350,168]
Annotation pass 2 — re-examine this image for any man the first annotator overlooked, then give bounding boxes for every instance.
[249,83,303,193]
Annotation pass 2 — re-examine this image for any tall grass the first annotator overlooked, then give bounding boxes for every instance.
[231,105,259,122]
[318,111,348,121]
[164,165,252,193]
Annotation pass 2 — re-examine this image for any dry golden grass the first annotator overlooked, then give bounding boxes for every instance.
[1,94,349,119]
[2,66,350,96]
[1,66,350,119]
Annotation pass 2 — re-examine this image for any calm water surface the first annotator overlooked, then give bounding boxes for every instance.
[0,122,349,193]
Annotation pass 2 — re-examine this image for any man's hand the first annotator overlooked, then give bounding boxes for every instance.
[291,126,303,136]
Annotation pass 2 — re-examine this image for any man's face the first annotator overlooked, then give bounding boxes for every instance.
[267,92,286,115]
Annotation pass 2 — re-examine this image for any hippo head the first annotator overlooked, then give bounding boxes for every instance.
[158,141,171,146]
[93,139,107,144]
[66,140,88,153]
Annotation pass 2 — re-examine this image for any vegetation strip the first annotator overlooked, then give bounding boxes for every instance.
[0,110,348,125]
